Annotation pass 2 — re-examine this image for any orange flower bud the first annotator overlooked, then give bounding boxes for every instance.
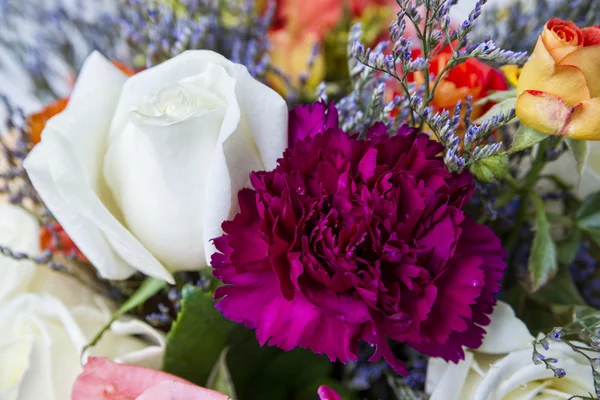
[516,19,600,140]
[27,98,69,144]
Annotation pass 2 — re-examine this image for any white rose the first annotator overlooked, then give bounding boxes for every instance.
[0,293,164,400]
[24,50,288,283]
[0,202,100,307]
[0,203,40,302]
[426,301,596,400]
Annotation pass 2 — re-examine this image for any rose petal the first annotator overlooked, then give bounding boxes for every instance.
[559,45,600,98]
[135,380,230,400]
[477,301,534,354]
[516,90,573,135]
[0,204,40,301]
[542,19,584,62]
[562,97,600,140]
[71,357,192,400]
[517,37,590,106]
[426,353,474,400]
[24,52,174,282]
[582,26,600,46]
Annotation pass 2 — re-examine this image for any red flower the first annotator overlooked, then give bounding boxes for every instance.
[40,222,87,262]
[409,46,508,119]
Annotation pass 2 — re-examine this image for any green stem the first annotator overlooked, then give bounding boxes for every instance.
[523,139,550,189]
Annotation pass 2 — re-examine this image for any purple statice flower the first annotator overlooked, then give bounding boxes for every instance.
[211,103,506,374]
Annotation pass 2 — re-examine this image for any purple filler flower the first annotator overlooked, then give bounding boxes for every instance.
[212,103,506,374]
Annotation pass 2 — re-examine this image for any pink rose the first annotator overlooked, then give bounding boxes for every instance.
[71,357,230,400]
[73,358,343,400]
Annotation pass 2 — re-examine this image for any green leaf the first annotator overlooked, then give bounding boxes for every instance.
[473,97,517,125]
[527,193,558,293]
[583,228,600,249]
[226,328,332,400]
[565,138,589,188]
[576,191,600,230]
[532,266,586,306]
[206,348,237,399]
[473,89,517,106]
[557,228,582,265]
[83,277,166,355]
[469,154,509,183]
[163,286,236,385]
[509,124,549,153]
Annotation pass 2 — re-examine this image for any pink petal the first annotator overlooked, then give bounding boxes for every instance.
[71,357,225,400]
[136,381,230,400]
[317,385,343,400]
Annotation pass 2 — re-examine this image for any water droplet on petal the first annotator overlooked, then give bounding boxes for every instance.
[296,186,306,196]
[471,279,483,288]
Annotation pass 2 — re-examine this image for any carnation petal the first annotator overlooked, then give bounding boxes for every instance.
[211,105,506,374]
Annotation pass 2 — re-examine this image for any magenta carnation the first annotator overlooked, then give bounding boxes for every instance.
[212,103,506,374]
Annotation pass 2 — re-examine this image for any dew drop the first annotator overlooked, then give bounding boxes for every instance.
[296,186,306,196]
[471,279,483,288]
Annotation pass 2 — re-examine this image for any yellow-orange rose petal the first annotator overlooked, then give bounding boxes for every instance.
[559,45,600,98]
[563,98,600,140]
[516,90,573,135]
[517,38,590,106]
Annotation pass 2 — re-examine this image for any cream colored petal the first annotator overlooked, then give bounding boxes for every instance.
[0,204,40,301]
[478,301,534,354]
[427,353,474,400]
[23,53,175,282]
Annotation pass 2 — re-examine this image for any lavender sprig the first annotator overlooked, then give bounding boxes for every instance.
[345,0,525,172]
[532,309,600,398]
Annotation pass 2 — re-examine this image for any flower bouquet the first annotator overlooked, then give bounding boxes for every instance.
[0,0,599,399]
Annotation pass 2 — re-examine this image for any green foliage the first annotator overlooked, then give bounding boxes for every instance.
[557,228,582,265]
[526,193,558,292]
[473,97,517,125]
[206,348,237,399]
[83,277,166,355]
[510,125,548,154]
[163,285,334,399]
[565,138,590,187]
[163,286,237,385]
[473,89,517,106]
[533,266,586,306]
[576,192,600,248]
[226,328,333,400]
[469,154,509,183]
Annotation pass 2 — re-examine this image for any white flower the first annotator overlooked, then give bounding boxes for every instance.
[0,293,164,400]
[0,203,40,302]
[0,202,165,400]
[0,202,101,307]
[24,50,288,283]
[426,302,596,400]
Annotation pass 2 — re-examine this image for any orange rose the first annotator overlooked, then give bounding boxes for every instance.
[516,19,600,140]
[409,46,508,119]
[267,0,395,93]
